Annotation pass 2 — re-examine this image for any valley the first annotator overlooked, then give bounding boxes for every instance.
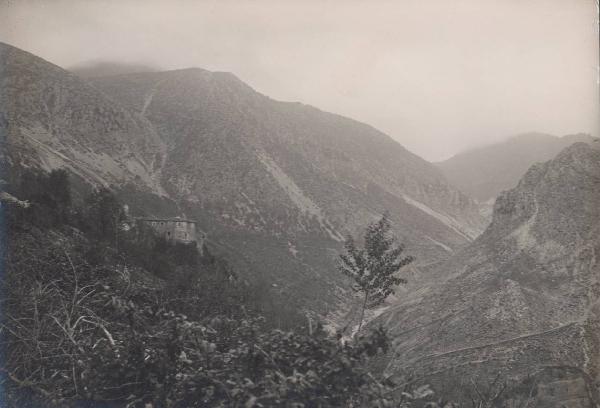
[0,40,598,407]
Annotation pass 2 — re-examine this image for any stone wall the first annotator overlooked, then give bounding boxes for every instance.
[137,218,205,247]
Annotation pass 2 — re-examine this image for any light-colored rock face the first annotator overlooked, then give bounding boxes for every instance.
[376,142,600,406]
[0,42,167,193]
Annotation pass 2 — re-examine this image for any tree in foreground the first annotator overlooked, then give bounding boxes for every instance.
[338,213,414,334]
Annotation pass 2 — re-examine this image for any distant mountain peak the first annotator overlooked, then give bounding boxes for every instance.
[436,132,596,201]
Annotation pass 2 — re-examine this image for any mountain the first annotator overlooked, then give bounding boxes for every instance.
[0,43,167,193]
[376,142,600,406]
[90,68,486,241]
[436,132,597,202]
[0,42,485,316]
[89,67,491,307]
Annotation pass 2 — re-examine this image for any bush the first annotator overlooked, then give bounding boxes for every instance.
[1,228,397,407]
[1,172,442,407]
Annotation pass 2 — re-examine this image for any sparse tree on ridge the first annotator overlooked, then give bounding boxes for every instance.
[338,213,414,334]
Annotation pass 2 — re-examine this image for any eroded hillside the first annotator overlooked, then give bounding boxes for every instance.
[1,42,486,317]
[376,142,600,406]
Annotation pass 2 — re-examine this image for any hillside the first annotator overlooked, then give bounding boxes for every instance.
[1,41,485,317]
[89,67,485,241]
[0,170,401,407]
[0,43,167,194]
[376,141,600,406]
[88,68,489,296]
[436,132,597,202]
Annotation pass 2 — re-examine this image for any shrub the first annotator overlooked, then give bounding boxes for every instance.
[1,228,397,407]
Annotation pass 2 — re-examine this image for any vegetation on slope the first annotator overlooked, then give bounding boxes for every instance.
[0,170,450,407]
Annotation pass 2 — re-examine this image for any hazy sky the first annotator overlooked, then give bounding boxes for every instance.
[1,0,598,161]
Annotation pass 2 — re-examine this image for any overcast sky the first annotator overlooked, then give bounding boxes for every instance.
[1,0,598,161]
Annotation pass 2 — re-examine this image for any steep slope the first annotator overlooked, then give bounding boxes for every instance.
[377,142,600,406]
[90,68,485,255]
[89,68,490,316]
[0,42,166,193]
[0,42,485,317]
[437,132,597,202]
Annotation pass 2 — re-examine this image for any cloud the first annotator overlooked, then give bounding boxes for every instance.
[1,0,598,160]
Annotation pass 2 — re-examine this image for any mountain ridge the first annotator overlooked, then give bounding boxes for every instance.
[376,141,600,406]
[1,41,485,317]
[436,132,597,202]
[0,42,167,194]
[88,67,485,237]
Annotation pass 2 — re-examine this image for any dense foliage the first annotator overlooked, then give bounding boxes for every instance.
[1,170,445,407]
[1,228,397,407]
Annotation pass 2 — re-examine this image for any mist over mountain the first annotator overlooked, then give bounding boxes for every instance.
[436,132,597,202]
[377,141,600,406]
[1,0,598,403]
[1,37,598,406]
[69,61,160,78]
[0,42,485,317]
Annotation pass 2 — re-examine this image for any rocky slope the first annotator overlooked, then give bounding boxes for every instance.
[376,141,600,406]
[90,67,485,243]
[437,132,597,202]
[0,43,166,193]
[0,42,486,315]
